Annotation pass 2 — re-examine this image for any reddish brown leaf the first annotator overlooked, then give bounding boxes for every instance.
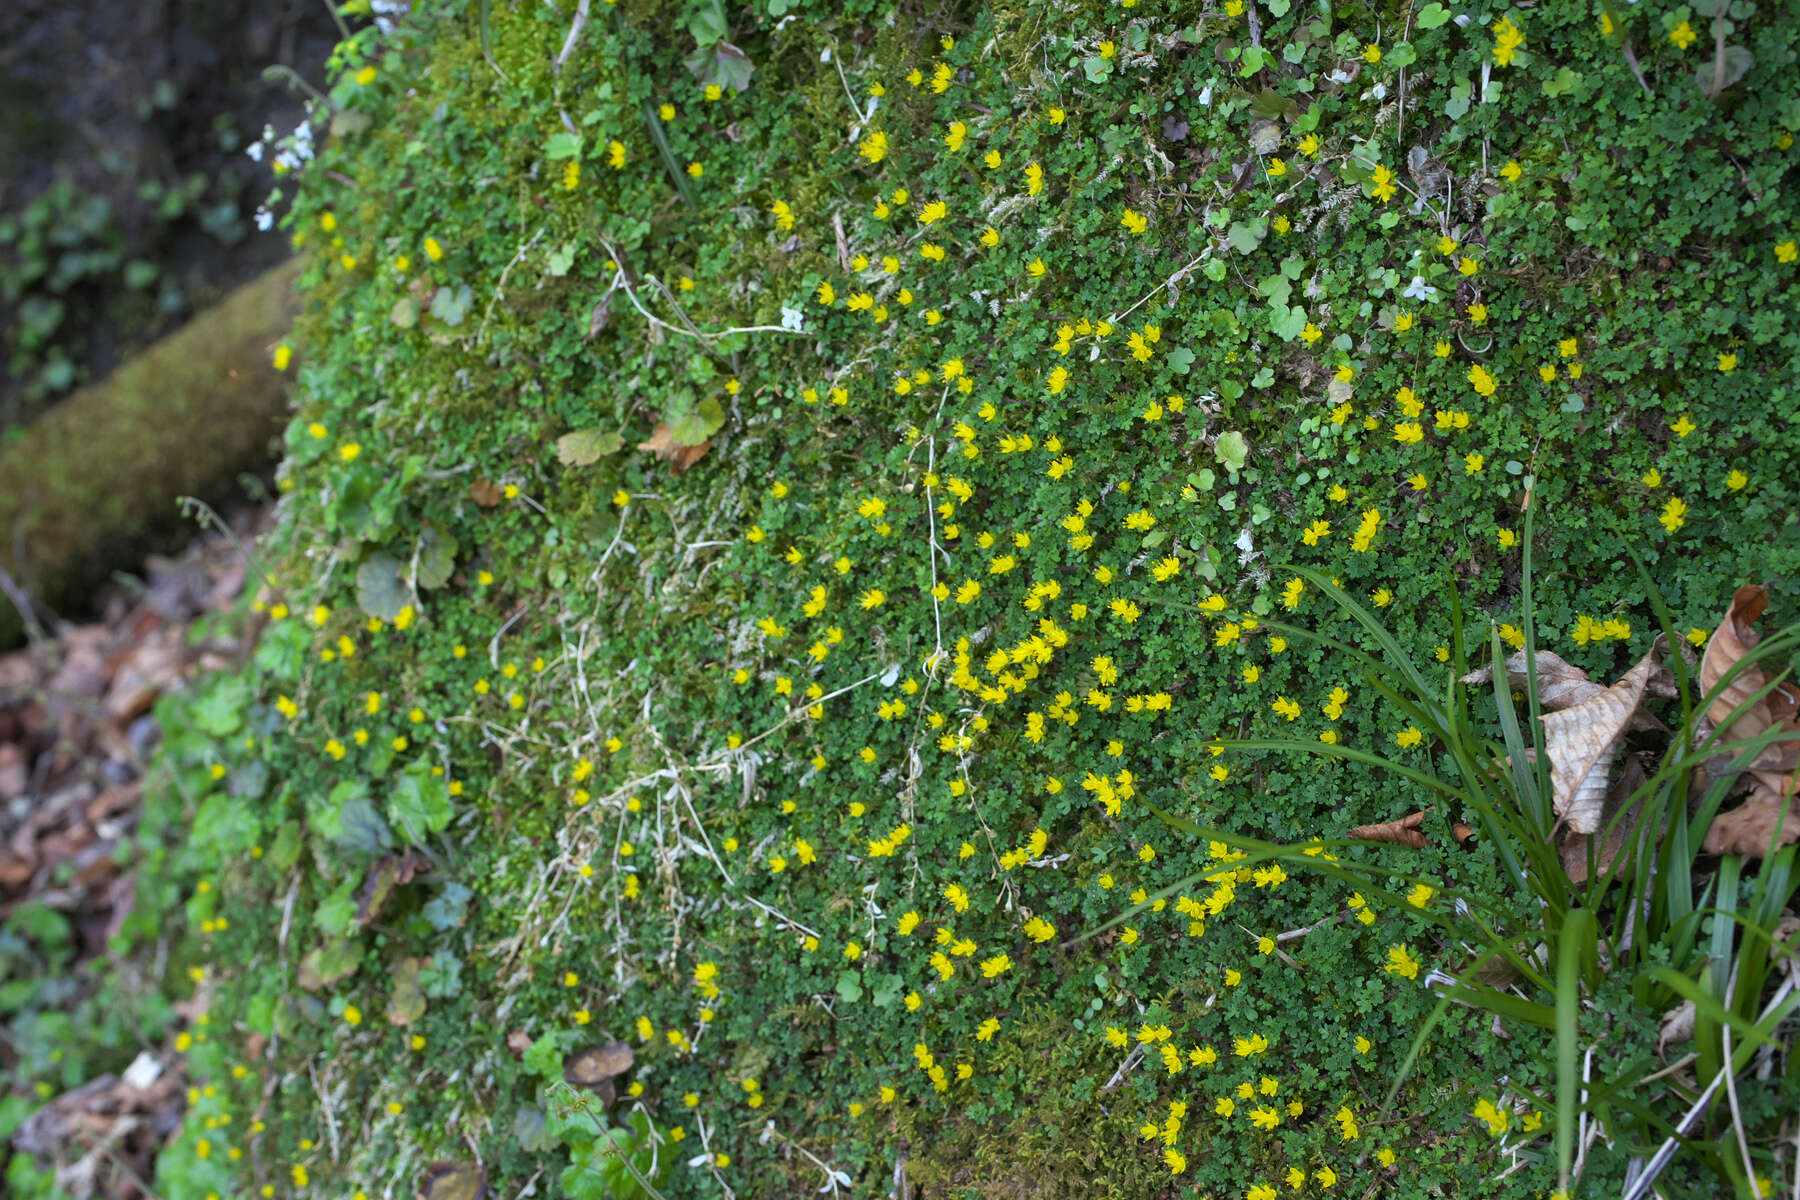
[1348,810,1430,849]
[637,423,710,473]
[1699,585,1800,859]
[563,1042,633,1092]
[356,850,432,928]
[418,1162,486,1200]
[468,478,503,507]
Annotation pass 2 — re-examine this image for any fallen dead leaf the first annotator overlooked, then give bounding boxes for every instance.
[1700,585,1800,858]
[1347,809,1475,850]
[468,478,503,507]
[418,1161,486,1200]
[356,850,432,927]
[638,424,710,473]
[1541,645,1661,834]
[1348,810,1429,849]
[563,1041,633,1094]
[1559,753,1657,886]
[1462,648,1673,730]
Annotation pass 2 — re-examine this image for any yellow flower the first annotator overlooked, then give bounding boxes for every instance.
[1669,20,1696,49]
[686,161,703,177]
[1659,496,1687,533]
[1500,160,1522,182]
[1491,15,1525,65]
[1718,352,1738,372]
[273,344,293,371]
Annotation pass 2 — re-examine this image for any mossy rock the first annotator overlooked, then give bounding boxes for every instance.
[0,258,302,647]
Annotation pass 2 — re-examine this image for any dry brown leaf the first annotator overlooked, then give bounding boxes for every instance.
[1699,584,1800,789]
[418,1162,486,1200]
[356,850,432,928]
[1348,810,1430,849]
[1658,998,1695,1056]
[638,424,710,473]
[563,1041,633,1086]
[563,1041,632,1108]
[1462,648,1673,729]
[1701,785,1800,857]
[1541,646,1660,834]
[1699,585,1800,858]
[1346,809,1475,850]
[1560,753,1654,885]
[468,478,503,507]
[1463,650,1602,711]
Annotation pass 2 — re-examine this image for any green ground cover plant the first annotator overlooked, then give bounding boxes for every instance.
[24,0,1800,1196]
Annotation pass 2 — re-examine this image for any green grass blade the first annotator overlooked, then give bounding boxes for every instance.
[1555,907,1597,1191]
[642,99,696,208]
[478,0,507,78]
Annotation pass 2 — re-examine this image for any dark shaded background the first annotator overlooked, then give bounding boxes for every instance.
[0,0,339,432]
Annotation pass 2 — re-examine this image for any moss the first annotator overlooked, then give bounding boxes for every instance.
[0,258,303,646]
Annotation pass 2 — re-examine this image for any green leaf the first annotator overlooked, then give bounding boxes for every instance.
[416,522,458,590]
[835,970,864,1004]
[191,676,251,735]
[1445,79,1473,120]
[1269,305,1309,341]
[667,396,726,444]
[1697,45,1754,94]
[557,428,624,466]
[685,40,754,93]
[268,821,304,871]
[429,283,473,327]
[1083,56,1114,83]
[1416,2,1451,28]
[356,553,408,622]
[389,764,452,845]
[390,297,418,328]
[686,0,727,44]
[544,132,583,160]
[336,795,395,856]
[1165,347,1195,374]
[387,957,428,1025]
[547,242,577,276]
[524,1032,563,1081]
[1227,219,1267,254]
[298,937,363,990]
[423,883,473,931]
[1541,67,1582,97]
[514,1105,553,1153]
[1214,431,1249,471]
[315,879,359,936]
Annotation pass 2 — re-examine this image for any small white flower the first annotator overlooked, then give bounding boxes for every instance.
[1403,275,1439,302]
[780,306,805,332]
[255,208,274,231]
[245,141,264,162]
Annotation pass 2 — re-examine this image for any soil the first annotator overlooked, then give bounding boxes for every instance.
[0,0,340,430]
